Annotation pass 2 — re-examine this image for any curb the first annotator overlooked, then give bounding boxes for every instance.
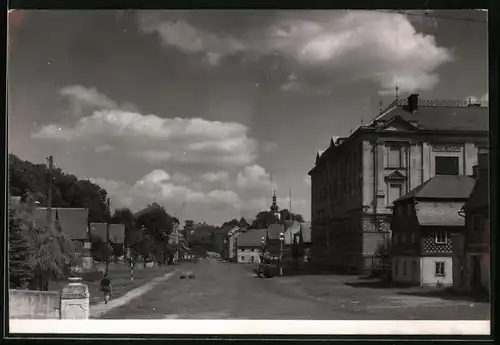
[90,270,178,318]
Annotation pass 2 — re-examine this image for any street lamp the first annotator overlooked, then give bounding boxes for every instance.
[279,232,285,276]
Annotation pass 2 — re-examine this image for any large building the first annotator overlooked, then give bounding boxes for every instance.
[309,94,488,273]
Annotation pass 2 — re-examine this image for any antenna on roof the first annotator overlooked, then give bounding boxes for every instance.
[395,82,399,101]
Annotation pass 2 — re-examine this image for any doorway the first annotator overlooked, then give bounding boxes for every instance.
[471,255,481,288]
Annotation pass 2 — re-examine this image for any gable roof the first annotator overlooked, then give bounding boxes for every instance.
[376,115,418,132]
[33,207,89,240]
[237,229,267,247]
[416,201,467,226]
[396,175,476,203]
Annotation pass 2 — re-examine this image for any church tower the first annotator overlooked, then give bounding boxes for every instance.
[270,189,280,221]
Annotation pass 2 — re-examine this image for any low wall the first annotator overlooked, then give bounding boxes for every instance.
[9,289,61,319]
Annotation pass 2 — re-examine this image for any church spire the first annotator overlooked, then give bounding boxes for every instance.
[270,189,280,220]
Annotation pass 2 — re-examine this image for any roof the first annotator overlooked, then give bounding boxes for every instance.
[266,224,285,240]
[416,201,467,227]
[89,222,107,241]
[283,221,301,245]
[463,174,489,213]
[300,222,312,243]
[109,224,125,244]
[396,175,476,203]
[33,207,89,240]
[372,101,488,132]
[237,229,267,247]
[310,101,488,175]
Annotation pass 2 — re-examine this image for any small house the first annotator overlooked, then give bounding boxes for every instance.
[236,229,267,264]
[391,175,476,286]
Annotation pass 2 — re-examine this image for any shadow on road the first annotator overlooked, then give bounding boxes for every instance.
[396,290,490,303]
[344,280,413,289]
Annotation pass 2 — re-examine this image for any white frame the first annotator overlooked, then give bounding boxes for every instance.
[435,261,445,277]
[435,230,448,244]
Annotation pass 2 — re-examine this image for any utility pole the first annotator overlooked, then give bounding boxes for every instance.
[46,156,54,230]
[289,187,293,245]
[106,198,111,275]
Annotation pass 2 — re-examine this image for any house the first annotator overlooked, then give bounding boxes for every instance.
[227,226,246,260]
[453,165,490,292]
[309,94,488,273]
[33,207,92,269]
[391,175,476,286]
[236,229,267,264]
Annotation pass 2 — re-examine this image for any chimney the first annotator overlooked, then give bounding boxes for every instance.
[407,94,419,112]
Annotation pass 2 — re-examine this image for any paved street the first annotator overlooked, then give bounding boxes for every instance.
[99,259,489,320]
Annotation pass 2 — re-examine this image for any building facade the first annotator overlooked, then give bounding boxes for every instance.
[309,94,488,273]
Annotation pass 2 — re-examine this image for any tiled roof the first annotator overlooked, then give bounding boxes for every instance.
[33,207,89,240]
[89,222,107,241]
[109,224,125,244]
[374,103,488,132]
[396,175,476,202]
[237,229,267,247]
[266,224,285,240]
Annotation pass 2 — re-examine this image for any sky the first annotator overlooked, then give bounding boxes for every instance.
[7,10,488,226]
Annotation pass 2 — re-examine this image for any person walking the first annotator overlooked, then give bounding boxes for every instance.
[100,273,112,304]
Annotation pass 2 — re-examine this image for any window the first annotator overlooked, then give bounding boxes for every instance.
[395,260,399,276]
[401,233,406,244]
[435,261,445,277]
[435,156,459,175]
[251,248,254,252]
[403,261,407,276]
[435,231,448,244]
[389,184,403,205]
[241,256,245,261]
[411,233,416,243]
[388,146,402,168]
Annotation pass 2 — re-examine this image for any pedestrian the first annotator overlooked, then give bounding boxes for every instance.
[100,273,112,304]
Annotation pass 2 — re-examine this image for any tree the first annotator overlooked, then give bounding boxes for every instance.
[92,237,114,273]
[17,196,75,291]
[373,235,392,279]
[8,207,32,289]
[110,207,137,255]
[251,211,278,229]
[136,204,174,264]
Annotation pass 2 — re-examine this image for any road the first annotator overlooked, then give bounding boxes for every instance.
[100,259,490,320]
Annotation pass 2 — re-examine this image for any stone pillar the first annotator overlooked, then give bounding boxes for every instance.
[60,277,90,319]
[82,241,93,270]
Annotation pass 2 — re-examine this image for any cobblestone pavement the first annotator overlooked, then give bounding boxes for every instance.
[101,259,490,320]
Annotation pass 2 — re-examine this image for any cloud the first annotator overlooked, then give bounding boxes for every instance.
[201,171,230,183]
[237,164,274,190]
[92,169,243,224]
[33,87,258,169]
[60,85,139,118]
[137,11,451,94]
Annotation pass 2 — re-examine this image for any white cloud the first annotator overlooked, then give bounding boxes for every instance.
[201,171,229,183]
[33,87,258,169]
[237,164,274,190]
[137,11,451,94]
[93,169,244,225]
